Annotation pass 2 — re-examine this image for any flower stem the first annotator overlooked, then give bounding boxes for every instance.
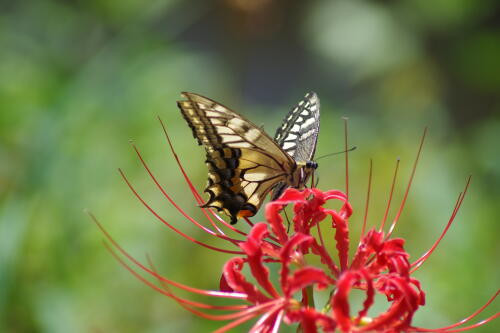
[305,285,315,308]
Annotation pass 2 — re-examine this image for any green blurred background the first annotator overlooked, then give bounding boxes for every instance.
[1,0,499,332]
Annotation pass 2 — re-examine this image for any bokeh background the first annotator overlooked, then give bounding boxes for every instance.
[1,0,499,332]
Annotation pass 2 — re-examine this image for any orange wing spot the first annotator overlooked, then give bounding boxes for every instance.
[230,185,241,192]
[237,209,255,219]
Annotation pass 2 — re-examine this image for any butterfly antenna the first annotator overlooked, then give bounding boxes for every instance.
[315,146,357,161]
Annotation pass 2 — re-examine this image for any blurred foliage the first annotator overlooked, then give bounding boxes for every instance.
[0,0,499,332]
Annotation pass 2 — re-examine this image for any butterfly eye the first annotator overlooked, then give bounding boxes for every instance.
[306,161,318,169]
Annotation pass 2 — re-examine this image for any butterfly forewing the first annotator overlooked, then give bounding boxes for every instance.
[274,92,320,162]
[271,92,321,200]
[177,92,296,224]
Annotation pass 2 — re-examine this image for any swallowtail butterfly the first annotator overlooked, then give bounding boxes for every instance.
[177,92,320,224]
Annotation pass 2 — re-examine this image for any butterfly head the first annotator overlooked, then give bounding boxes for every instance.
[305,160,318,170]
[294,160,318,190]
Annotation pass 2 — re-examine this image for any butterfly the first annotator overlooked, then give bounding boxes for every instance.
[177,92,320,224]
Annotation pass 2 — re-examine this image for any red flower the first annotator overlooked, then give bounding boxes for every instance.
[221,188,427,332]
[91,122,499,332]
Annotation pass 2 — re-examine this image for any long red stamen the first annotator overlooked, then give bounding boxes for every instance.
[212,301,283,332]
[432,312,499,332]
[146,255,248,311]
[250,304,285,332]
[89,212,245,297]
[361,159,373,238]
[410,176,471,272]
[343,117,350,199]
[380,158,400,231]
[131,143,242,245]
[386,128,427,238]
[270,309,285,333]
[118,168,243,254]
[158,117,208,206]
[243,216,256,228]
[410,289,499,332]
[158,117,249,236]
[104,241,257,320]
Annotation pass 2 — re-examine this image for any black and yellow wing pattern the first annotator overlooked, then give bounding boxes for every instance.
[177,92,320,224]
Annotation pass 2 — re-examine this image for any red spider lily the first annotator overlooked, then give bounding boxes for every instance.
[91,120,499,332]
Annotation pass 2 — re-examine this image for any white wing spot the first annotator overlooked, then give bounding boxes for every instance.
[227,118,247,131]
[245,128,261,141]
[244,172,268,181]
[214,105,229,113]
[282,141,295,150]
[303,117,316,128]
[227,141,253,148]
[206,111,221,117]
[216,126,234,135]
[301,129,316,139]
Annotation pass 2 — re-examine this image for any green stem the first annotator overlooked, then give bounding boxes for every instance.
[305,285,315,308]
[296,286,315,333]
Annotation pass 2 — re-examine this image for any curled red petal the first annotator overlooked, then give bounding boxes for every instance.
[240,223,280,298]
[410,278,426,306]
[332,271,359,332]
[361,275,424,332]
[279,233,314,294]
[287,267,333,296]
[223,257,269,304]
[286,308,337,332]
[219,274,233,292]
[355,269,375,325]
[274,187,308,203]
[265,201,289,245]
[290,189,331,236]
[369,238,410,276]
[323,189,348,201]
[327,209,350,272]
[351,230,384,269]
[340,202,353,219]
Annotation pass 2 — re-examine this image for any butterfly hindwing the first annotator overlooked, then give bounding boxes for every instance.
[177,92,296,223]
